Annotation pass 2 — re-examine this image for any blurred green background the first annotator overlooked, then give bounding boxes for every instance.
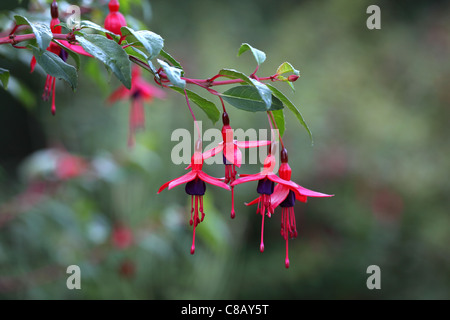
[0,0,449,299]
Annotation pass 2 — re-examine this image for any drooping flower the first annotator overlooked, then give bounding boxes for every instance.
[158,140,230,254]
[230,146,282,252]
[246,148,333,268]
[199,112,270,219]
[29,1,90,115]
[29,1,67,115]
[108,66,166,146]
[104,0,127,41]
[112,223,134,249]
[55,151,88,180]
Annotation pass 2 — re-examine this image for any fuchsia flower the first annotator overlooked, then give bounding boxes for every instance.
[108,66,166,146]
[29,1,66,115]
[158,140,230,254]
[55,152,87,180]
[30,1,90,115]
[238,147,333,268]
[231,147,284,253]
[112,223,134,249]
[104,0,127,40]
[200,112,270,219]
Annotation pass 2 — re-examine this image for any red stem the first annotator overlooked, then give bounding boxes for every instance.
[0,33,73,45]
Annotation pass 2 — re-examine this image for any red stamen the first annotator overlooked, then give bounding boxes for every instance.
[200,196,205,222]
[285,236,290,268]
[189,195,194,226]
[42,75,52,101]
[191,196,198,254]
[51,77,56,115]
[260,209,265,252]
[230,186,235,219]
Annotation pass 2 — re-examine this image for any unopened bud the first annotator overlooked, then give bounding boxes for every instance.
[281,148,288,163]
[51,0,59,19]
[288,75,299,82]
[222,112,230,125]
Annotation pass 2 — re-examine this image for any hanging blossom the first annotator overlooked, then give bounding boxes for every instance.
[191,112,270,219]
[55,151,88,180]
[108,66,166,146]
[158,140,230,254]
[111,223,134,250]
[231,144,283,253]
[30,0,90,115]
[244,147,333,268]
[105,1,165,146]
[104,0,127,41]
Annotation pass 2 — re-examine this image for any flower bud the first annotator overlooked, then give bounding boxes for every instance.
[50,0,59,19]
[281,147,288,163]
[288,74,299,82]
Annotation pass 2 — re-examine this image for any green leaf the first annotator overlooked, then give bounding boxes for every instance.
[221,86,283,112]
[14,15,53,51]
[76,33,131,89]
[159,49,183,73]
[55,21,71,33]
[217,69,272,108]
[266,84,313,144]
[238,43,266,66]
[217,68,252,85]
[30,45,77,90]
[0,68,10,89]
[80,20,117,38]
[157,59,185,88]
[249,79,272,109]
[121,26,164,60]
[277,75,296,91]
[276,62,300,76]
[125,46,157,76]
[271,109,285,137]
[171,87,220,124]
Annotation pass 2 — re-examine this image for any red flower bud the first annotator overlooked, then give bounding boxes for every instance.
[288,74,299,82]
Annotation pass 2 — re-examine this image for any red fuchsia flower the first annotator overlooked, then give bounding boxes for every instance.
[55,152,88,180]
[199,112,270,219]
[246,148,333,268]
[29,1,90,115]
[108,66,166,146]
[104,0,127,41]
[29,1,66,115]
[230,146,282,253]
[158,140,231,254]
[112,223,134,249]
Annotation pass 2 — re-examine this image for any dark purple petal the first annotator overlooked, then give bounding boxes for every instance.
[257,177,274,195]
[132,90,141,99]
[59,49,68,62]
[185,178,206,196]
[222,154,231,165]
[280,190,296,208]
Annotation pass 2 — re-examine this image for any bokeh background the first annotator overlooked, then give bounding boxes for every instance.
[0,0,449,299]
